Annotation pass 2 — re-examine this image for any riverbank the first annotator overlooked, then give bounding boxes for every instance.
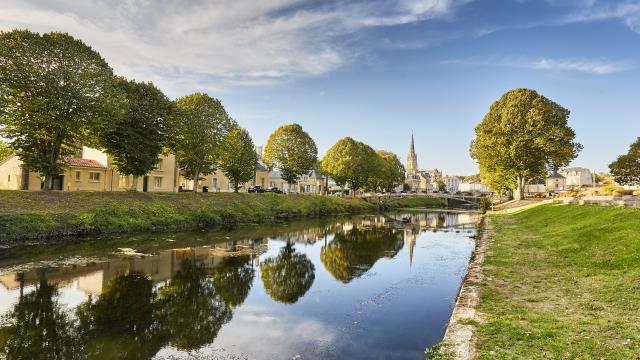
[0,191,375,243]
[442,204,640,359]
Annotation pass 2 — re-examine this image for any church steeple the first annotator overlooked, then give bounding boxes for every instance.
[407,134,418,174]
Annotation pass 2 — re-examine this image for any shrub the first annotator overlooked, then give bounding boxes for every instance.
[634,190,640,196]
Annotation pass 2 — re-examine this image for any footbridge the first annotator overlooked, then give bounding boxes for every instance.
[360,193,485,209]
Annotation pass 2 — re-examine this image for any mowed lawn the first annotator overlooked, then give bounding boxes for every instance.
[475,204,640,359]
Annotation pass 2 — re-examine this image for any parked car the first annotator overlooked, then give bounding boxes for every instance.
[248,186,266,193]
[265,187,283,194]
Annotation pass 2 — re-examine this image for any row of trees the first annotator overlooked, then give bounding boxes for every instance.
[0,30,405,193]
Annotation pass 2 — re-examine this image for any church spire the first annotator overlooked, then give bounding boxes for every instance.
[407,133,418,174]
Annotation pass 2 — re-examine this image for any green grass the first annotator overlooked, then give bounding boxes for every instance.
[475,204,640,359]
[0,191,374,243]
[383,196,443,209]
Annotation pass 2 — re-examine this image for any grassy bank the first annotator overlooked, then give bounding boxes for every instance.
[383,196,443,209]
[0,191,374,243]
[475,204,640,358]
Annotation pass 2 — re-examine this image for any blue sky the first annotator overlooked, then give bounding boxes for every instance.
[2,0,640,175]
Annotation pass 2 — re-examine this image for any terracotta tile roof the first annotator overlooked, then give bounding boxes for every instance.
[63,157,106,169]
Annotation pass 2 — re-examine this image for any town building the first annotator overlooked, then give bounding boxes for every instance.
[403,134,442,193]
[559,167,593,189]
[459,179,491,194]
[546,172,566,192]
[442,176,461,194]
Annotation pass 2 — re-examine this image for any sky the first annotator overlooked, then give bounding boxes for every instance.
[2,0,640,175]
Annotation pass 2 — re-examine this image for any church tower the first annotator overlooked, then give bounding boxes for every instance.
[406,134,418,174]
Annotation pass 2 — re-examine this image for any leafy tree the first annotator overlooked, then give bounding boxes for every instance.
[169,93,235,192]
[0,30,125,190]
[369,150,405,193]
[478,163,517,196]
[470,88,582,199]
[260,243,315,304]
[263,124,317,193]
[437,179,447,193]
[320,226,404,283]
[0,139,13,161]
[76,272,164,359]
[609,137,640,185]
[0,270,77,359]
[156,259,232,351]
[100,77,172,190]
[216,126,258,192]
[321,137,378,195]
[212,255,255,308]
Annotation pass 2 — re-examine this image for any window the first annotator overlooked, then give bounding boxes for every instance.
[89,172,101,182]
[154,176,163,188]
[212,178,218,189]
[155,159,163,171]
[7,175,10,183]
[75,171,81,181]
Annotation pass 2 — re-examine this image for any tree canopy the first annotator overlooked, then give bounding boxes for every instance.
[609,137,640,185]
[100,77,172,190]
[369,150,405,193]
[216,126,258,192]
[169,93,235,191]
[321,137,378,194]
[263,124,317,189]
[470,88,582,199]
[0,140,13,162]
[0,30,125,189]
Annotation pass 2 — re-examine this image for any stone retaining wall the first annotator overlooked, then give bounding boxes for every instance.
[549,195,640,208]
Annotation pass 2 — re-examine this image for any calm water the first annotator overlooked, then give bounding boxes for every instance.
[0,211,479,360]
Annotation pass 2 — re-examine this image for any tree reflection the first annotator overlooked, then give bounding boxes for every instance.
[212,255,255,308]
[260,243,315,304]
[76,272,163,359]
[156,259,232,351]
[0,270,77,359]
[320,226,404,283]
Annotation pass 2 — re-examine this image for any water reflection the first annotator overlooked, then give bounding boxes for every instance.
[260,243,315,304]
[0,212,479,359]
[0,270,76,359]
[321,226,404,283]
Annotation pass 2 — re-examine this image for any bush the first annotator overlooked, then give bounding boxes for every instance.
[634,190,640,196]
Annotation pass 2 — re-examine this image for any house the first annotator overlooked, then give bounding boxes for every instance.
[546,172,566,192]
[185,162,270,192]
[442,176,461,193]
[459,179,491,194]
[0,152,110,191]
[525,177,547,195]
[0,147,179,192]
[559,167,593,189]
[268,169,325,194]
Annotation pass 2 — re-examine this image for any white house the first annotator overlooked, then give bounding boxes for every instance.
[559,167,593,189]
[459,180,491,194]
[442,176,461,194]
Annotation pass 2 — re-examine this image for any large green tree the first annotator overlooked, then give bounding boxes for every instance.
[609,137,640,185]
[470,88,582,199]
[169,93,235,191]
[216,126,258,192]
[0,139,13,161]
[0,30,124,190]
[321,137,378,194]
[101,77,172,190]
[262,124,317,192]
[368,150,405,193]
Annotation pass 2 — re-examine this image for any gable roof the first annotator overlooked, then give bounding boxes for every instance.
[63,157,106,169]
[547,172,565,179]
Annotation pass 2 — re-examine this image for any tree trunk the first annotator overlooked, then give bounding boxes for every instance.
[193,170,200,193]
[514,175,526,200]
[324,176,328,196]
[132,176,139,192]
[234,181,239,193]
[43,175,53,191]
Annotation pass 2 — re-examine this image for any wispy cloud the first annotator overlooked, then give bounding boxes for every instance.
[529,58,630,74]
[444,57,631,75]
[0,0,468,95]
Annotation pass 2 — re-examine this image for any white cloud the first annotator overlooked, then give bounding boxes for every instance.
[0,0,465,96]
[444,57,631,75]
[530,58,629,74]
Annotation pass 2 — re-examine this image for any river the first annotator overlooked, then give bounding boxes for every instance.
[0,211,479,359]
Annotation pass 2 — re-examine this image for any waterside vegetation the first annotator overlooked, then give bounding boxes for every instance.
[0,191,374,243]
